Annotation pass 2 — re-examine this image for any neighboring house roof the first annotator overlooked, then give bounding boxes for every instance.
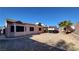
[48,26,59,30]
[49,26,58,28]
[49,26,54,28]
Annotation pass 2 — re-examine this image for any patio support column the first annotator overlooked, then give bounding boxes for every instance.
[14,23,16,36]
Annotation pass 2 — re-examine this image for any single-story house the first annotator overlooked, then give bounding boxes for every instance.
[5,19,44,37]
[43,26,48,32]
[48,26,59,33]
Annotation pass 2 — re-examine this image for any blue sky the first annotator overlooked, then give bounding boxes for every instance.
[0,7,79,26]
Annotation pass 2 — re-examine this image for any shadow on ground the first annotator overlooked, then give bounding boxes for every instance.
[0,34,65,51]
[55,39,76,51]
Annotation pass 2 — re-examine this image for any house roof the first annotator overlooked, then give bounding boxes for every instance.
[49,26,57,28]
[6,19,36,26]
[6,19,44,27]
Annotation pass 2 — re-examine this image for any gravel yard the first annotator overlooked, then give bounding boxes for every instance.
[73,30,79,35]
[0,32,79,51]
[31,32,79,50]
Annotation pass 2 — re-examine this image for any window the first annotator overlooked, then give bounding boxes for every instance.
[30,27,34,31]
[16,26,24,32]
[39,28,41,31]
[11,26,14,32]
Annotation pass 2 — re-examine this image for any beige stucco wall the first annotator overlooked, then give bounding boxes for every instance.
[6,23,44,37]
[48,28,54,30]
[5,23,15,37]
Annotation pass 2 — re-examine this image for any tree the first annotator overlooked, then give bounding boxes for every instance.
[59,20,74,33]
[38,22,42,26]
[16,21,23,23]
[59,20,73,28]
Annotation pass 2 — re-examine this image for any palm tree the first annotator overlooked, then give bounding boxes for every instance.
[59,20,73,28]
[59,20,73,33]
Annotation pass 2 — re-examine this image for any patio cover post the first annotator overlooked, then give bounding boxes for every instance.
[14,23,16,34]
